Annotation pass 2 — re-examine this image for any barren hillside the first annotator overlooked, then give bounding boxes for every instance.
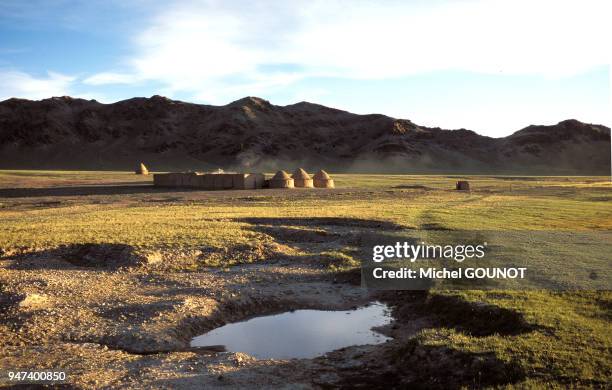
[0,95,609,174]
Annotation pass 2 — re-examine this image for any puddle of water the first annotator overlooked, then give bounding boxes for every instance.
[191,302,393,359]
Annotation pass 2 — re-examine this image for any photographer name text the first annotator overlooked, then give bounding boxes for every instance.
[372,267,527,279]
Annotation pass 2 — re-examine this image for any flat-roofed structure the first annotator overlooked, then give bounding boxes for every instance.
[153,172,265,190]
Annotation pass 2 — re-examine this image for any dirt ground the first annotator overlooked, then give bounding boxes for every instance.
[1,248,524,389]
[0,233,426,388]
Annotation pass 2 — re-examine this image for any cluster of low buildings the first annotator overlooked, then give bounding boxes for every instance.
[138,163,471,192]
[150,167,334,190]
[268,168,334,188]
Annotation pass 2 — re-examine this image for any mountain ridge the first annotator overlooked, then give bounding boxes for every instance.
[0,95,609,174]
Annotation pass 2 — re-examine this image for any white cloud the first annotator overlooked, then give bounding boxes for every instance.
[83,72,138,85]
[0,70,75,101]
[85,0,611,103]
[70,91,114,103]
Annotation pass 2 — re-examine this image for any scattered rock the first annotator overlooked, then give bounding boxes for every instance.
[18,292,49,309]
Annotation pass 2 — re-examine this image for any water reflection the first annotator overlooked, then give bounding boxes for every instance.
[191,302,392,359]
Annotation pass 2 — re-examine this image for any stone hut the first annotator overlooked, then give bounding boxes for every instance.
[269,170,294,188]
[153,172,264,190]
[135,163,149,175]
[292,168,313,188]
[313,170,334,188]
[456,180,470,191]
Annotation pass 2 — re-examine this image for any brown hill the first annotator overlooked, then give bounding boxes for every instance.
[0,95,609,174]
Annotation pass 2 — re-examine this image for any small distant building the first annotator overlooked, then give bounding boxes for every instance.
[153,172,264,190]
[313,170,334,188]
[269,170,294,188]
[135,163,149,175]
[292,168,313,188]
[456,180,470,191]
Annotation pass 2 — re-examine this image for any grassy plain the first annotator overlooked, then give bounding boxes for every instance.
[0,170,610,388]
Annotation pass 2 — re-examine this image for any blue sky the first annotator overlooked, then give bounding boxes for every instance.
[0,0,610,137]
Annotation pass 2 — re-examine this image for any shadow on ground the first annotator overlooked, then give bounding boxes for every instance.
[0,184,192,198]
[329,344,525,389]
[235,217,407,231]
[385,291,535,337]
[6,243,157,270]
